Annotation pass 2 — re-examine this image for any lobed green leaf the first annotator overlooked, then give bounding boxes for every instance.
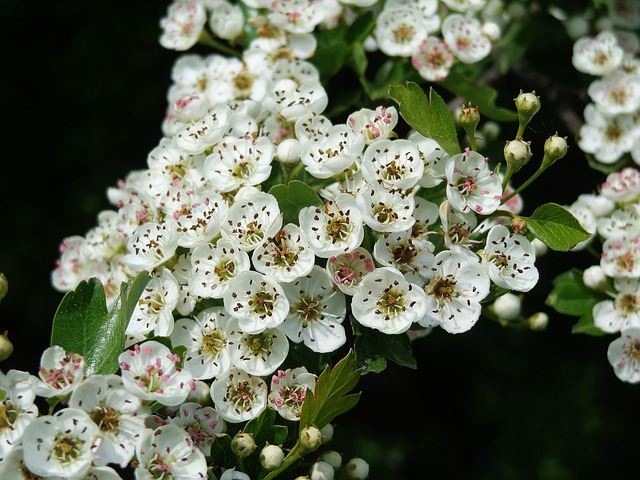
[353,323,417,372]
[522,203,592,252]
[269,180,323,226]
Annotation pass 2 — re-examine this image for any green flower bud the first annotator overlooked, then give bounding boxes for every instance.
[320,423,334,444]
[528,312,549,331]
[504,139,532,172]
[319,450,342,470]
[0,273,7,302]
[343,457,370,479]
[260,444,284,471]
[515,90,541,120]
[0,331,13,362]
[299,425,323,452]
[542,133,569,167]
[310,460,335,480]
[510,216,528,235]
[231,432,256,458]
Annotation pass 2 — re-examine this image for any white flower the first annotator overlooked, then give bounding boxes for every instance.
[252,224,315,283]
[30,345,85,398]
[159,2,207,51]
[209,1,244,40]
[373,229,435,283]
[144,138,206,196]
[226,317,290,375]
[374,6,439,57]
[268,0,326,34]
[583,264,608,291]
[122,221,180,273]
[166,402,226,456]
[126,268,180,342]
[68,374,149,468]
[0,370,38,461]
[295,112,333,144]
[268,78,329,122]
[412,36,455,81]
[607,328,640,383]
[221,190,283,251]
[361,138,424,190]
[411,196,440,241]
[572,30,624,76]
[601,234,640,278]
[22,408,101,478]
[299,194,365,258]
[300,124,365,178]
[170,307,232,380]
[480,224,539,292]
[347,105,398,144]
[577,104,636,164]
[351,266,427,334]
[223,271,290,333]
[281,265,347,353]
[442,14,491,64]
[268,367,317,421]
[445,149,502,214]
[438,199,480,248]
[408,132,448,188]
[593,278,640,333]
[588,70,640,115]
[188,239,251,299]
[599,166,640,203]
[596,204,640,239]
[119,341,195,407]
[135,424,207,479]
[441,0,486,12]
[210,367,268,423]
[174,104,232,155]
[356,181,415,233]
[326,248,375,295]
[419,250,491,334]
[205,136,275,192]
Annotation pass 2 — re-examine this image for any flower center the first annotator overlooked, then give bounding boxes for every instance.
[295,295,322,324]
[605,123,624,142]
[53,434,83,464]
[215,258,236,282]
[617,293,638,317]
[90,405,120,434]
[428,277,457,303]
[201,329,226,357]
[376,288,405,319]
[249,290,276,317]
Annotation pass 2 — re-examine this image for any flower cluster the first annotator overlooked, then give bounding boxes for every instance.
[567,1,640,165]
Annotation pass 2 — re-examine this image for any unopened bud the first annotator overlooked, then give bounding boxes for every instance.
[231,432,256,458]
[459,102,480,130]
[515,90,541,122]
[220,468,251,480]
[260,444,284,471]
[343,457,370,479]
[319,450,343,470]
[543,133,569,167]
[185,380,211,405]
[528,312,549,331]
[0,331,13,362]
[583,265,608,291]
[300,425,323,452]
[310,460,335,480]
[320,423,334,444]
[492,293,522,321]
[277,138,302,164]
[504,139,532,172]
[0,273,7,302]
[510,216,528,235]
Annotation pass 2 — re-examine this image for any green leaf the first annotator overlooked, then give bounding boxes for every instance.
[345,11,375,45]
[545,269,608,336]
[388,82,461,155]
[353,323,417,373]
[521,203,592,252]
[269,180,323,226]
[439,70,518,122]
[300,350,361,429]
[50,273,151,376]
[210,434,235,470]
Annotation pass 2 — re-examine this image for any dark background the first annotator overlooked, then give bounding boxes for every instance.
[2,1,637,479]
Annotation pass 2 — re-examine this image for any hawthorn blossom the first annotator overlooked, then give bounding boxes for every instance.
[347,105,398,144]
[300,124,365,178]
[445,149,502,215]
[209,1,244,40]
[596,204,640,239]
[68,374,149,468]
[441,14,492,64]
[572,30,624,76]
[268,0,326,34]
[29,345,85,398]
[607,327,640,383]
[374,5,439,57]
[356,181,416,233]
[170,307,232,380]
[587,69,640,115]
[600,234,640,278]
[325,247,375,295]
[480,224,539,292]
[165,403,226,456]
[122,221,181,273]
[594,278,640,333]
[281,265,347,352]
[226,317,290,375]
[268,367,317,421]
[174,104,232,155]
[351,266,428,334]
[135,424,207,480]
[21,408,101,478]
[268,78,329,122]
[412,36,455,81]
[144,138,206,197]
[599,167,640,204]
[373,229,435,283]
[159,2,207,51]
[119,341,195,407]
[577,104,636,164]
[360,138,424,190]
[0,370,38,461]
[210,367,268,423]
[438,199,480,248]
[419,249,491,334]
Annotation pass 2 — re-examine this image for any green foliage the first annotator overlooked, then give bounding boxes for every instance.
[521,203,592,251]
[269,180,324,226]
[353,322,417,373]
[546,269,609,336]
[300,350,361,430]
[239,408,290,478]
[388,82,461,155]
[50,272,150,376]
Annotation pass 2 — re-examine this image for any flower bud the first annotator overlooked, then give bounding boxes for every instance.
[0,273,7,302]
[277,138,302,164]
[320,423,334,444]
[504,139,532,172]
[459,102,480,130]
[300,425,323,452]
[510,217,528,235]
[515,90,541,121]
[528,312,549,331]
[343,457,369,479]
[185,380,211,405]
[310,460,335,480]
[260,444,284,471]
[583,265,608,291]
[492,293,522,321]
[0,331,13,362]
[480,121,501,142]
[231,432,256,458]
[319,450,342,470]
[221,468,251,480]
[542,133,569,167]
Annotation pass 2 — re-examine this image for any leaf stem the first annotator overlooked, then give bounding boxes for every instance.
[198,31,242,58]
[501,164,547,205]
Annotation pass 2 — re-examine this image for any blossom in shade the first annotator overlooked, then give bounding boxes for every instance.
[593,278,640,333]
[441,14,491,64]
[373,229,435,284]
[600,234,640,278]
[68,374,149,468]
[135,424,207,480]
[21,408,101,478]
[268,0,326,34]
[577,104,636,164]
[587,70,640,115]
[599,167,640,204]
[607,327,640,383]
[412,36,455,81]
[419,249,491,334]
[268,367,317,421]
[210,367,268,423]
[159,2,207,51]
[0,370,38,461]
[119,341,195,407]
[281,265,347,353]
[29,345,85,398]
[572,30,624,76]
[351,266,428,335]
[374,5,438,57]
